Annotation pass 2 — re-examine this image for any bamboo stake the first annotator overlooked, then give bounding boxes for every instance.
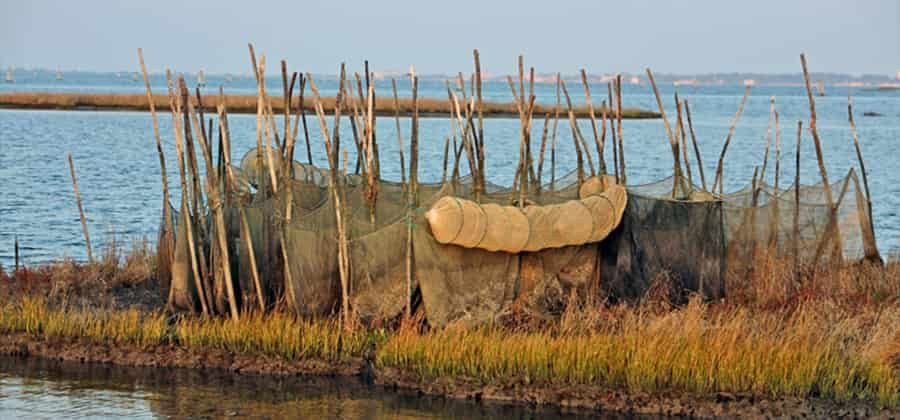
[801,53,840,266]
[184,78,240,319]
[646,68,685,197]
[448,85,478,193]
[238,207,265,311]
[675,96,694,189]
[406,72,420,319]
[441,135,450,185]
[581,69,606,175]
[551,75,560,191]
[606,84,616,183]
[712,85,751,194]
[847,94,881,263]
[366,84,378,224]
[253,52,266,193]
[559,79,589,184]
[615,74,625,183]
[307,72,351,329]
[67,153,93,263]
[166,72,209,316]
[299,75,313,165]
[179,81,210,301]
[350,77,369,178]
[473,49,485,195]
[607,82,618,181]
[391,79,407,187]
[769,110,782,248]
[794,121,802,282]
[281,60,291,154]
[759,97,776,184]
[563,80,595,176]
[14,235,19,274]
[536,112,551,191]
[137,49,174,251]
[684,100,707,191]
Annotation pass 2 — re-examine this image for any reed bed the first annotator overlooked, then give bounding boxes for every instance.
[175,311,377,362]
[0,92,660,119]
[0,296,167,348]
[0,253,897,407]
[376,298,898,407]
[0,296,377,362]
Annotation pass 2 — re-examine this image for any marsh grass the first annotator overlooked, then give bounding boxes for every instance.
[0,297,377,361]
[1,247,896,408]
[377,298,898,407]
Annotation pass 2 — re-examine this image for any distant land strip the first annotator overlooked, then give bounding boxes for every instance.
[0,92,660,119]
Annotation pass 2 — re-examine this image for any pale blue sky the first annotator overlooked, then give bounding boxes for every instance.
[2,0,898,75]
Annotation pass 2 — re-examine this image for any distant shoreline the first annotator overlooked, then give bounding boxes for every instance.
[0,92,660,119]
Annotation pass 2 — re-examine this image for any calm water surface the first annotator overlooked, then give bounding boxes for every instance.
[2,77,899,265]
[0,355,608,419]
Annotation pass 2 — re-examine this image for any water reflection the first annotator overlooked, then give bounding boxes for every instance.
[0,356,629,419]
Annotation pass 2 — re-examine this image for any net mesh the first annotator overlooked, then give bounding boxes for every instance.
[163,148,875,326]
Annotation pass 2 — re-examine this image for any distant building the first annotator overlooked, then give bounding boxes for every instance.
[743,79,755,86]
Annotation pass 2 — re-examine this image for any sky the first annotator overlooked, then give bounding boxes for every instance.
[2,0,899,76]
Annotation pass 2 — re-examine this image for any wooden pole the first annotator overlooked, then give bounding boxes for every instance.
[794,120,802,282]
[167,71,209,316]
[184,79,237,319]
[67,153,93,263]
[800,53,840,266]
[536,112,551,191]
[473,49,485,195]
[675,96,694,189]
[770,110,781,248]
[137,49,174,251]
[366,84,378,224]
[406,72,420,319]
[615,74,625,184]
[684,100,707,191]
[551,75,560,191]
[391,79,407,187]
[239,207,265,311]
[645,68,684,197]
[759,97,776,184]
[179,79,211,302]
[299,75,313,165]
[848,94,881,264]
[559,79,590,184]
[581,69,606,175]
[712,85,751,194]
[13,235,19,274]
[307,72,351,329]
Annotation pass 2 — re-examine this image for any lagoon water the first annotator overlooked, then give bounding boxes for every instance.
[0,72,899,417]
[0,355,601,419]
[2,73,899,266]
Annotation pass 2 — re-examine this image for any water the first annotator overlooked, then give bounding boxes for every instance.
[2,73,900,266]
[0,355,600,419]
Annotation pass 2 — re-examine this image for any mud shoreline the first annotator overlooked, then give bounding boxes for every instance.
[0,92,661,119]
[1,332,891,418]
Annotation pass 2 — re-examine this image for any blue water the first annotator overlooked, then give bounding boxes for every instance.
[2,72,900,267]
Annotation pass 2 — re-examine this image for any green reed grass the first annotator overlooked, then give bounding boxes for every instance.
[376,299,899,408]
[0,297,374,362]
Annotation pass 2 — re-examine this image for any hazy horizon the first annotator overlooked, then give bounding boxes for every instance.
[2,0,899,77]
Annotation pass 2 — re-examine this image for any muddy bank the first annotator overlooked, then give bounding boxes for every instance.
[0,332,361,377]
[1,333,892,418]
[374,367,894,418]
[0,92,661,119]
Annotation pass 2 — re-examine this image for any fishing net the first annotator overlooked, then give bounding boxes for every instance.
[162,147,874,326]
